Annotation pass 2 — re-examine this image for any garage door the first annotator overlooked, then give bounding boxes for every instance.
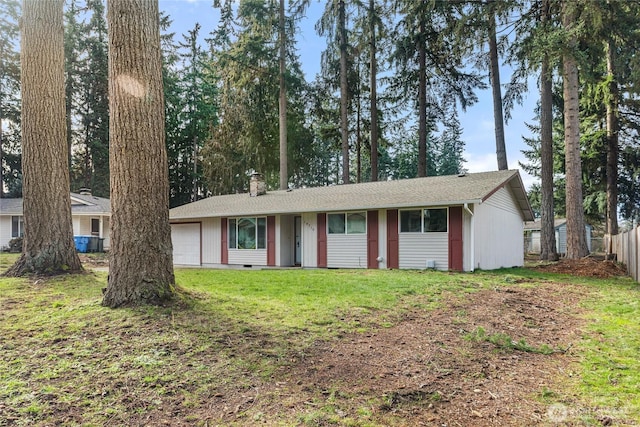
[171,223,201,265]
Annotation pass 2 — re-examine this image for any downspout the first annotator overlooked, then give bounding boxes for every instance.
[464,203,474,272]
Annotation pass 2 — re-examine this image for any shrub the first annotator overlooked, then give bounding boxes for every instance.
[8,237,23,253]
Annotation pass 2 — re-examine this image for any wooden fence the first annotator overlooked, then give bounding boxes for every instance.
[606,226,640,282]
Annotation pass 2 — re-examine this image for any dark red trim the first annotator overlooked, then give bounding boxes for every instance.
[221,217,228,264]
[267,216,276,266]
[448,206,463,271]
[386,209,399,269]
[317,213,327,268]
[367,210,379,269]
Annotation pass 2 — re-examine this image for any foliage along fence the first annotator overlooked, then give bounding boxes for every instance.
[607,226,640,283]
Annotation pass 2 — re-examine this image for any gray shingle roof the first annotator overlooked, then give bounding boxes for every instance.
[170,170,534,221]
[0,193,110,215]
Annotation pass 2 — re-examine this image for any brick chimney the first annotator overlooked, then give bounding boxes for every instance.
[249,173,266,197]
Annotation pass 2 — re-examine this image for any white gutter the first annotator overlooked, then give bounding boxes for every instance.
[464,203,475,272]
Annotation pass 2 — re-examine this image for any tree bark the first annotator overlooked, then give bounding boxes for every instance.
[369,0,378,182]
[488,4,508,171]
[278,0,288,190]
[539,0,558,261]
[561,1,589,259]
[339,0,350,184]
[4,0,82,276]
[605,36,619,238]
[102,0,175,307]
[417,19,427,177]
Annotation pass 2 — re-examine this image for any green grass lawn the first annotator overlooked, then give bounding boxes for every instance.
[0,253,638,426]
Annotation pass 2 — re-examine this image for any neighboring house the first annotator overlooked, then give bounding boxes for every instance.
[0,192,111,251]
[169,170,534,272]
[524,218,592,255]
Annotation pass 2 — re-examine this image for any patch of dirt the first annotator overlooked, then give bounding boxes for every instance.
[532,257,627,278]
[221,284,589,426]
[1,274,601,426]
[78,253,109,268]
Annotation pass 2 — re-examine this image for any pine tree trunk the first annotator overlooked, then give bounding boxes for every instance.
[4,0,82,277]
[605,37,619,238]
[539,0,558,261]
[417,20,427,177]
[338,0,350,184]
[369,0,378,182]
[278,0,288,190]
[488,6,508,171]
[562,1,589,259]
[102,0,175,307]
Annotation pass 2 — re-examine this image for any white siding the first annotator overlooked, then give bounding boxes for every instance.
[474,186,525,270]
[483,186,521,215]
[327,234,368,268]
[201,217,220,264]
[301,213,317,268]
[228,249,267,266]
[398,233,449,270]
[0,216,12,249]
[463,207,473,272]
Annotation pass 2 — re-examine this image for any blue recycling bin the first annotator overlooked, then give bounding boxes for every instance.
[74,236,90,253]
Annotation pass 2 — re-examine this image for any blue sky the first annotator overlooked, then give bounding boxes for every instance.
[159,0,538,188]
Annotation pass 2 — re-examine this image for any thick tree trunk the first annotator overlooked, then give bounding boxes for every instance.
[278,0,288,190]
[102,0,175,307]
[338,0,349,184]
[369,0,378,182]
[605,37,619,238]
[488,7,508,171]
[562,1,589,259]
[4,0,82,276]
[539,0,558,261]
[417,20,427,177]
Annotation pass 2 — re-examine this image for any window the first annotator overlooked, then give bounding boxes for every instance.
[11,216,24,238]
[423,208,447,232]
[91,218,100,236]
[229,219,237,249]
[328,214,345,234]
[400,210,421,232]
[228,217,266,250]
[400,208,447,233]
[328,212,366,234]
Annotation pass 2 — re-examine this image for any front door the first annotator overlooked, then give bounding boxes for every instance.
[294,215,302,266]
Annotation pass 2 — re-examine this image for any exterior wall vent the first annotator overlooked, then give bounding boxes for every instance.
[425,260,436,269]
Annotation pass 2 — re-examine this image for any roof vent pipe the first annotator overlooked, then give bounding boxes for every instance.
[249,173,266,197]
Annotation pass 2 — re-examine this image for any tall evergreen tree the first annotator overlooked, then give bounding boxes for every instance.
[539,0,558,260]
[278,0,288,190]
[5,0,82,276]
[317,0,352,184]
[561,0,589,259]
[103,0,175,307]
[203,0,312,194]
[78,0,109,197]
[389,0,483,177]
